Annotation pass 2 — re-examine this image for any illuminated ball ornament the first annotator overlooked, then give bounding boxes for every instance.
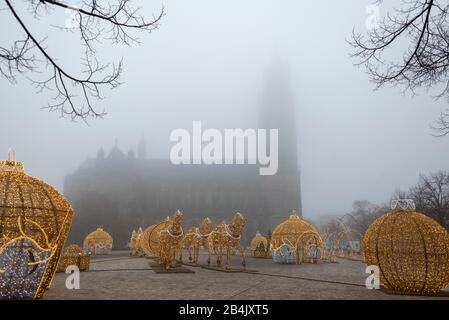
[83,227,113,255]
[364,199,449,294]
[0,149,74,299]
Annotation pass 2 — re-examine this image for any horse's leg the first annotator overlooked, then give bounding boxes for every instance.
[207,240,212,266]
[194,242,199,264]
[164,246,170,269]
[215,242,222,267]
[172,245,177,267]
[225,245,231,270]
[237,243,246,268]
[175,242,184,265]
[159,241,164,265]
[188,240,193,262]
[206,241,211,265]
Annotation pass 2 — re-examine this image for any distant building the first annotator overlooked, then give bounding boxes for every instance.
[64,60,303,248]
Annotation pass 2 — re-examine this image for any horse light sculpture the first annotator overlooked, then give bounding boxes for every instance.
[184,217,213,264]
[208,212,246,270]
[159,210,185,269]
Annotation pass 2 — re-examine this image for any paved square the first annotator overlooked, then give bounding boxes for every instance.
[44,251,449,300]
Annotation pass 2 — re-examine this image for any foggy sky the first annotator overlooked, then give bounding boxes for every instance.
[1,0,448,219]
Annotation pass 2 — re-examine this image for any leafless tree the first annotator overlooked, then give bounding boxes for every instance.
[346,200,387,237]
[409,171,449,229]
[350,0,449,136]
[0,0,164,119]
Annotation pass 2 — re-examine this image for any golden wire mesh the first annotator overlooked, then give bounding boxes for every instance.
[0,159,73,299]
[364,208,449,294]
[143,220,171,257]
[56,244,90,273]
[271,213,323,251]
[83,227,113,255]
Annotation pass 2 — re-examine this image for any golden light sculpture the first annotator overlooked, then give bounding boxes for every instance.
[144,219,171,257]
[57,244,90,272]
[208,212,246,269]
[250,232,269,258]
[135,227,145,256]
[184,217,213,264]
[159,210,185,269]
[364,199,449,294]
[83,227,113,255]
[130,229,137,255]
[271,211,324,264]
[0,150,74,299]
[130,228,144,256]
[321,218,362,262]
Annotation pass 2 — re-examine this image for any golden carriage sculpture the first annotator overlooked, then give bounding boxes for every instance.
[271,212,324,264]
[83,227,113,255]
[140,219,171,257]
[250,232,270,258]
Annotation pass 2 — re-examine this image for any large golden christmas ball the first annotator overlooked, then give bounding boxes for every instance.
[364,200,449,294]
[83,227,113,255]
[271,212,323,252]
[0,156,73,299]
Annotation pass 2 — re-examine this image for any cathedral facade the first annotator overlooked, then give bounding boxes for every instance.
[64,60,302,248]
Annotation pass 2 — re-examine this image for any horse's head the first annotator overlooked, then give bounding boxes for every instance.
[199,217,212,234]
[231,212,246,233]
[172,210,183,228]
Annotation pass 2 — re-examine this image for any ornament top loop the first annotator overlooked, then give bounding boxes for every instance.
[0,148,24,173]
[7,148,15,161]
[391,199,415,211]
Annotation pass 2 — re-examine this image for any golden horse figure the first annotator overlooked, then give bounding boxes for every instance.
[159,210,185,269]
[208,212,246,270]
[184,218,213,264]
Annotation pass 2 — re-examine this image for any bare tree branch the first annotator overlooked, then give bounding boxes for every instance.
[1,0,165,119]
[350,0,449,136]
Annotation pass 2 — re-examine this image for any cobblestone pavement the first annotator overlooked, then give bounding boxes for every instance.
[44,251,449,300]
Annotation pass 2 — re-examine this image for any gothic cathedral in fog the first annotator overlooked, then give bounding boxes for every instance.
[64,59,303,248]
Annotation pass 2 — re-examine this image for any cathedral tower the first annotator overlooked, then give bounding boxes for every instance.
[258,57,303,218]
